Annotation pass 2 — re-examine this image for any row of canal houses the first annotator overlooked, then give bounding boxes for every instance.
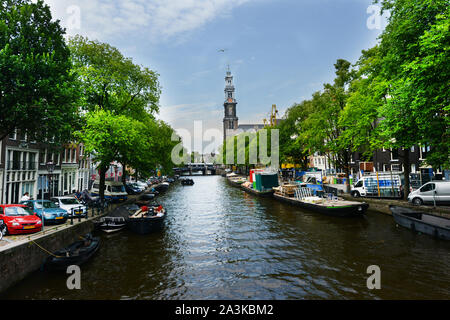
[0,129,123,204]
[309,145,449,182]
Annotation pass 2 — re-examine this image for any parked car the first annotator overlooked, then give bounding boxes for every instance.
[135,181,148,190]
[125,183,143,195]
[90,180,128,202]
[0,204,42,234]
[20,200,68,224]
[408,181,450,206]
[50,196,87,218]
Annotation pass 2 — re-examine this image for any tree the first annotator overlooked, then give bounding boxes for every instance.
[375,0,449,198]
[277,101,312,170]
[339,46,387,161]
[299,60,355,192]
[68,35,160,120]
[75,109,149,200]
[0,0,79,142]
[69,36,165,199]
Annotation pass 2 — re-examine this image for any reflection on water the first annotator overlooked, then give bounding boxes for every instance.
[2,176,449,299]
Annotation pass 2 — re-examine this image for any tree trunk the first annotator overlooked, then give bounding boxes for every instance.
[99,164,107,202]
[121,163,127,186]
[402,148,411,200]
[343,152,351,193]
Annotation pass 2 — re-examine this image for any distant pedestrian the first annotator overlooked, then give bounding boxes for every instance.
[21,192,30,202]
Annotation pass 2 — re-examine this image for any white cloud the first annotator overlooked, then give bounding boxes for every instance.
[157,102,224,153]
[43,0,255,42]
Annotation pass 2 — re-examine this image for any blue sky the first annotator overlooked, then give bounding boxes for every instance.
[43,0,385,152]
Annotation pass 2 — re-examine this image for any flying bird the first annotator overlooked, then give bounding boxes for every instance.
[218,49,227,53]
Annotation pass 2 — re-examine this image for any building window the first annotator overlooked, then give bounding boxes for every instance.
[9,130,17,140]
[420,145,430,160]
[391,149,399,160]
[18,130,27,141]
[29,153,35,170]
[39,149,46,165]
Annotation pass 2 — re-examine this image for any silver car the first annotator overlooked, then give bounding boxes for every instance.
[51,196,88,217]
[408,181,450,206]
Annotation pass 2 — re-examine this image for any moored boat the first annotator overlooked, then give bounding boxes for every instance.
[45,233,100,270]
[140,193,156,201]
[273,186,368,217]
[181,178,194,186]
[154,182,170,193]
[242,171,279,196]
[240,182,274,197]
[226,176,247,187]
[94,217,126,233]
[389,205,450,240]
[127,205,167,235]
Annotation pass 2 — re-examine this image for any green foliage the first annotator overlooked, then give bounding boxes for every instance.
[299,59,354,183]
[68,35,161,121]
[219,128,278,168]
[376,0,449,168]
[339,46,387,159]
[0,0,80,142]
[76,109,147,165]
[276,101,311,169]
[71,36,177,196]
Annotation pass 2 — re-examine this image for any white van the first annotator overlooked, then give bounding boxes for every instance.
[408,181,450,206]
[90,180,128,202]
[351,173,402,198]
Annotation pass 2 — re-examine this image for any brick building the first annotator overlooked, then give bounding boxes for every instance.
[0,130,92,204]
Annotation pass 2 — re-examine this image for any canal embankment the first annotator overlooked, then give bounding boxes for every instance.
[230,176,450,218]
[0,194,141,294]
[340,194,450,218]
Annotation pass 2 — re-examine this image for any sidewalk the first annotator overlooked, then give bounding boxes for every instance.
[0,194,140,250]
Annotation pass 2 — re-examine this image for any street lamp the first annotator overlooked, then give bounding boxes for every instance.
[40,161,55,233]
[46,161,55,195]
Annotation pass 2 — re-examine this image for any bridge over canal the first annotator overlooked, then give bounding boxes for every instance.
[173,163,217,176]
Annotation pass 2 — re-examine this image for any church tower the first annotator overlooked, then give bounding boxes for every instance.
[223,67,238,144]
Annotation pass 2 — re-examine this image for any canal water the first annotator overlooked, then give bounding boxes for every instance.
[2,176,449,299]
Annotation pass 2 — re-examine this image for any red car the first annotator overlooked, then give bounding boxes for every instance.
[0,204,42,235]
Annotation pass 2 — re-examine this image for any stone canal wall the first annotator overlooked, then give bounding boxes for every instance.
[0,194,140,294]
[0,219,95,294]
[341,194,450,218]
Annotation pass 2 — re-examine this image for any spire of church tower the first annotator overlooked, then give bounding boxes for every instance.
[223,67,238,144]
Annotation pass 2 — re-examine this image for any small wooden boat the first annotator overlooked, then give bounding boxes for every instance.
[181,179,194,186]
[45,234,100,270]
[273,187,368,217]
[154,182,169,193]
[94,217,126,233]
[127,205,167,235]
[140,193,156,200]
[135,199,153,207]
[240,183,274,197]
[390,205,450,240]
[227,177,247,188]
